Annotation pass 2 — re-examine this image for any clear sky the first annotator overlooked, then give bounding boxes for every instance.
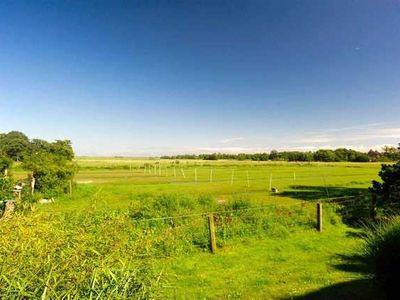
[1,0,400,156]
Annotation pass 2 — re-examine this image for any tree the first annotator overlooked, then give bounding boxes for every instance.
[269,150,279,161]
[382,146,400,161]
[50,140,74,160]
[0,131,30,161]
[313,149,337,162]
[370,161,400,219]
[368,150,382,162]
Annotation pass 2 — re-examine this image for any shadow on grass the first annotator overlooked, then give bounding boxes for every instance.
[276,185,373,227]
[287,279,381,300]
[277,185,369,201]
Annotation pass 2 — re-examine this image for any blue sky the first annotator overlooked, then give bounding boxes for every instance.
[1,0,400,156]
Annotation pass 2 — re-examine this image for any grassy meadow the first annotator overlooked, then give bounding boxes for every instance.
[1,158,384,299]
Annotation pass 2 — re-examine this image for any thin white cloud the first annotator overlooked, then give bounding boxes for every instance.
[294,134,333,144]
[319,122,386,134]
[220,137,245,144]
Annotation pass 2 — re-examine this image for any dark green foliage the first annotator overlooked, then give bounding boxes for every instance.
[22,151,77,197]
[161,146,398,162]
[0,156,12,174]
[381,145,400,162]
[0,131,30,161]
[364,217,400,298]
[370,161,400,215]
[314,149,337,162]
[0,177,13,201]
[0,131,74,162]
[0,131,77,198]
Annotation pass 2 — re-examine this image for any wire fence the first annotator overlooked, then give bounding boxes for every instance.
[130,196,372,254]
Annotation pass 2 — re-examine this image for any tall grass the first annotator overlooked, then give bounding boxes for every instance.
[0,210,161,299]
[364,216,400,298]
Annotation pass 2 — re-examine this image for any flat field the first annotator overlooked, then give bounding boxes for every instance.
[2,158,383,299]
[62,158,380,210]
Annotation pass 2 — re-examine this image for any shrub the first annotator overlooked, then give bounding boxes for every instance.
[370,161,400,217]
[0,156,12,175]
[364,217,400,297]
[0,177,13,201]
[22,151,77,198]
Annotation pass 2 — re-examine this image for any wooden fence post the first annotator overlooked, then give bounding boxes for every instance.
[316,202,322,232]
[208,213,217,254]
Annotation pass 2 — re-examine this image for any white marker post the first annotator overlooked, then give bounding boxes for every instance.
[181,168,186,179]
[269,173,272,191]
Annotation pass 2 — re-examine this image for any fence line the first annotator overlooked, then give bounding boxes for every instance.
[132,196,362,223]
[137,172,375,185]
[131,196,371,253]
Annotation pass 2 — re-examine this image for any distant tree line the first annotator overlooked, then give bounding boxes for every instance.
[0,131,77,200]
[161,146,400,162]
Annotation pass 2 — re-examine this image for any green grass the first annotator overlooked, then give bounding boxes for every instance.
[163,229,366,299]
[3,158,384,298]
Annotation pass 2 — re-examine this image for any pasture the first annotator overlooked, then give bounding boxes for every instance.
[1,158,383,299]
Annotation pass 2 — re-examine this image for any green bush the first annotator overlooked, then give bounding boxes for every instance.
[22,151,77,198]
[364,217,400,297]
[0,177,13,201]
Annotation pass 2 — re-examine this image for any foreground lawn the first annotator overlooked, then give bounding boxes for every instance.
[162,226,379,299]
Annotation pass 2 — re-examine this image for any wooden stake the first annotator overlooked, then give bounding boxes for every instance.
[208,213,217,254]
[69,180,73,196]
[31,174,36,195]
[317,202,322,232]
